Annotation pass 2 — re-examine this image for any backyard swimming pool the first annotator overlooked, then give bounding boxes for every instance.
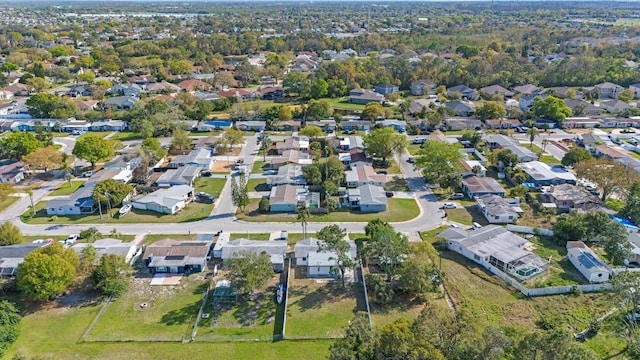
[614,216,640,231]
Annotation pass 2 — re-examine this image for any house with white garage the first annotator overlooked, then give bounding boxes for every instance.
[294,238,358,278]
[516,161,577,186]
[343,184,387,213]
[345,165,387,188]
[46,186,98,216]
[0,161,24,184]
[439,225,548,281]
[566,241,610,283]
[221,238,288,272]
[129,185,194,215]
[476,194,521,224]
[170,148,214,170]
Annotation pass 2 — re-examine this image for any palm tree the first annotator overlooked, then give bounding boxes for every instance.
[542,138,549,152]
[297,204,310,239]
[59,156,74,187]
[527,127,539,147]
[259,134,271,162]
[25,187,35,216]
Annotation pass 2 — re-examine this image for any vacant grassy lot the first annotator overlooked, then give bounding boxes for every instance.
[78,131,109,139]
[407,144,422,155]
[48,180,85,196]
[373,159,401,175]
[238,198,420,223]
[324,97,366,111]
[286,269,367,339]
[110,131,143,141]
[88,275,206,342]
[246,178,268,192]
[0,195,20,211]
[195,177,227,197]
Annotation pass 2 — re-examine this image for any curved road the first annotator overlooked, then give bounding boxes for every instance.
[1,137,445,240]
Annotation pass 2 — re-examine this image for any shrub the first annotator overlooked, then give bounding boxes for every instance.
[258,197,270,213]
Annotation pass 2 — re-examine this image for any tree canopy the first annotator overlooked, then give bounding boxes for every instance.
[0,300,21,359]
[25,93,77,119]
[415,140,463,184]
[530,96,572,124]
[0,221,23,246]
[561,147,592,167]
[91,254,132,297]
[72,135,114,168]
[318,225,353,287]
[574,158,638,201]
[17,242,78,301]
[227,251,273,295]
[0,131,43,160]
[363,127,407,165]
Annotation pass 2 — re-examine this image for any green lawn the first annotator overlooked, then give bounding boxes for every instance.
[246,178,268,192]
[286,269,367,339]
[110,131,143,141]
[446,208,473,226]
[286,232,317,245]
[374,159,401,175]
[539,154,560,164]
[78,131,109,139]
[0,196,20,211]
[323,97,366,111]
[252,161,268,174]
[408,144,422,155]
[22,199,214,225]
[238,198,420,223]
[230,233,271,241]
[195,177,227,198]
[48,180,85,196]
[384,176,410,192]
[88,275,206,342]
[525,236,587,287]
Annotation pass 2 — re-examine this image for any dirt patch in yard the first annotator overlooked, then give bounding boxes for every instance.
[212,160,235,173]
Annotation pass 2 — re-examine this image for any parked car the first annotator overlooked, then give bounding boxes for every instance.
[407,157,415,163]
[376,170,388,175]
[412,137,426,145]
[202,171,212,177]
[65,234,79,245]
[196,192,216,204]
[449,193,464,200]
[440,202,457,209]
[263,170,277,175]
[81,171,93,177]
[472,222,482,230]
[385,191,394,198]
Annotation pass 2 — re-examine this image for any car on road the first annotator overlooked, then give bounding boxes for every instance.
[407,157,415,163]
[82,171,93,177]
[412,137,426,144]
[385,191,394,198]
[376,170,388,175]
[449,193,464,200]
[65,234,79,245]
[440,202,457,209]
[263,170,277,175]
[472,222,482,230]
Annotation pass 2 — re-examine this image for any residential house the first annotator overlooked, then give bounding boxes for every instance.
[0,161,24,184]
[108,83,142,97]
[595,145,629,160]
[374,83,399,95]
[461,160,487,176]
[594,82,623,99]
[476,194,521,224]
[0,242,50,277]
[346,148,373,168]
[461,175,506,198]
[519,93,545,112]
[307,119,337,133]
[484,119,522,129]
[408,98,437,115]
[577,133,606,152]
[513,84,542,96]
[345,165,387,188]
[217,88,253,101]
[485,134,538,162]
[377,119,406,132]
[445,101,475,117]
[566,241,610,283]
[236,121,266,132]
[269,184,299,212]
[178,79,212,93]
[67,84,92,97]
[0,83,30,96]
[170,148,214,170]
[61,120,90,133]
[348,89,385,105]
[129,185,194,215]
[0,103,13,115]
[563,117,602,129]
[546,183,599,212]
[46,186,98,216]
[142,239,211,274]
[270,149,312,169]
[447,85,479,100]
[146,81,181,94]
[564,100,602,117]
[89,120,127,132]
[600,99,631,113]
[103,96,139,110]
[341,120,372,131]
[343,184,387,213]
[294,238,358,278]
[258,86,285,100]
[275,136,310,155]
[156,165,201,187]
[74,99,100,111]
[516,161,577,186]
[480,84,514,99]
[220,238,287,272]
[338,136,365,151]
[197,121,232,132]
[439,225,548,281]
[444,117,481,131]
[410,80,436,96]
[630,83,640,99]
[0,90,14,100]
[72,238,138,263]
[266,164,306,188]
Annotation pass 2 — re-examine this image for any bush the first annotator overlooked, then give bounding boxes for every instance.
[365,274,394,306]
[258,197,270,213]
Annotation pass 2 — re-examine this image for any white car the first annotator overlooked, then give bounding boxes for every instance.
[441,202,457,209]
[65,234,79,244]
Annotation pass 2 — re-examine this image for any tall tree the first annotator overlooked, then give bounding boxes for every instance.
[527,127,539,147]
[259,134,271,162]
[25,187,35,216]
[361,102,385,121]
[299,125,324,140]
[0,131,42,160]
[17,243,78,301]
[366,224,409,281]
[318,225,353,287]
[328,315,375,360]
[140,137,167,164]
[297,203,311,239]
[363,127,407,166]
[230,173,249,213]
[25,93,77,119]
[169,128,192,152]
[227,251,273,295]
[530,96,571,124]
[91,254,132,298]
[415,140,463,184]
[561,147,592,167]
[475,101,506,120]
[0,221,23,246]
[622,182,640,226]
[21,146,63,174]
[575,158,638,201]
[222,127,245,152]
[0,300,21,359]
[72,135,114,169]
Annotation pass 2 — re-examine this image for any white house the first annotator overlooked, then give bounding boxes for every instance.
[71,238,138,263]
[345,165,387,188]
[220,238,287,272]
[476,195,521,224]
[566,241,610,283]
[129,185,194,215]
[156,166,201,187]
[170,148,214,170]
[439,225,548,281]
[294,238,358,278]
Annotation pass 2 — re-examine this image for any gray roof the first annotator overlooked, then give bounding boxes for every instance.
[267,164,306,187]
[131,185,193,208]
[46,185,95,209]
[477,194,519,218]
[156,166,201,185]
[517,161,577,183]
[440,225,530,264]
[171,148,212,167]
[72,238,137,260]
[269,184,298,205]
[220,239,287,263]
[462,175,505,195]
[358,184,387,206]
[293,237,357,259]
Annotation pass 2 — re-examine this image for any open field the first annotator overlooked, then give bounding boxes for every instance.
[286,269,367,339]
[48,180,85,196]
[323,97,366,111]
[237,198,420,223]
[87,274,206,342]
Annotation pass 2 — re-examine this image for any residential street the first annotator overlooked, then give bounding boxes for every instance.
[1,136,445,241]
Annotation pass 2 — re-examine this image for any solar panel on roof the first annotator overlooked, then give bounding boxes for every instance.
[578,252,604,269]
